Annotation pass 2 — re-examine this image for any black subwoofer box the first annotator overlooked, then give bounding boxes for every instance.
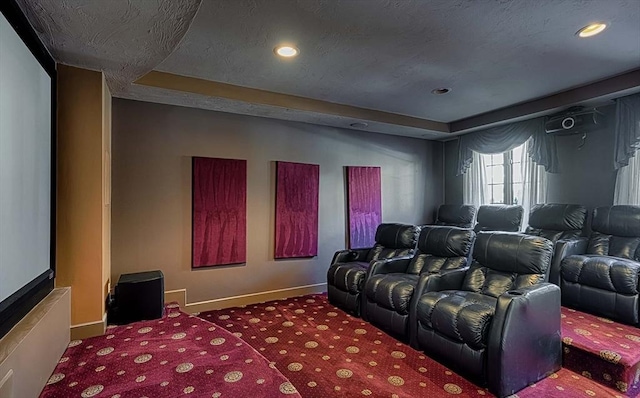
[109,270,164,325]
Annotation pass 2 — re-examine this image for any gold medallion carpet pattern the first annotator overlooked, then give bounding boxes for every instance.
[40,304,301,397]
[199,294,632,398]
[200,294,491,397]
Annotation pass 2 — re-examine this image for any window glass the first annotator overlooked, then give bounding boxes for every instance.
[512,163,523,184]
[488,164,504,184]
[489,153,504,165]
[491,184,504,204]
[512,145,523,161]
[479,143,526,205]
[513,182,523,205]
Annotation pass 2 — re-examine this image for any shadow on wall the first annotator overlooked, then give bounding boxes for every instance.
[546,105,617,234]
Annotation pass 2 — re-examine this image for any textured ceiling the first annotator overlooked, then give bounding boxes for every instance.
[16,0,202,92]
[15,0,640,139]
[157,0,640,122]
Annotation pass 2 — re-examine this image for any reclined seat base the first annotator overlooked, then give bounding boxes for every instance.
[561,254,640,325]
[364,273,418,338]
[327,262,369,316]
[415,290,496,380]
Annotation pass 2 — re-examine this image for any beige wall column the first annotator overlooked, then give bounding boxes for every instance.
[56,65,111,338]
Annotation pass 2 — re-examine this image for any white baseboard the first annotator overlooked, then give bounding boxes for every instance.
[173,283,327,314]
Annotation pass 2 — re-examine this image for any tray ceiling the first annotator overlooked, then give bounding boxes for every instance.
[16,0,640,138]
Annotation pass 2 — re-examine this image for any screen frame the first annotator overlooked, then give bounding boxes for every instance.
[0,0,56,339]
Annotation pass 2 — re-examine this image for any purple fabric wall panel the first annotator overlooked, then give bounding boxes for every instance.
[192,157,247,267]
[347,166,382,249]
[275,161,319,259]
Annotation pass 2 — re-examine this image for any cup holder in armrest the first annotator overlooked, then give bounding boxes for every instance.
[506,290,523,296]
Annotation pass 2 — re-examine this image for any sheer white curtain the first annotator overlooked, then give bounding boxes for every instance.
[520,139,548,228]
[463,150,488,209]
[463,141,546,230]
[614,150,640,205]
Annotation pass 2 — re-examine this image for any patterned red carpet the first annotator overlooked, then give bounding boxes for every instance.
[40,304,301,398]
[561,306,640,396]
[200,294,488,397]
[199,294,630,398]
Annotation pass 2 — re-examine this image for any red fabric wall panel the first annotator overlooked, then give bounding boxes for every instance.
[192,157,246,267]
[275,161,319,259]
[347,166,382,249]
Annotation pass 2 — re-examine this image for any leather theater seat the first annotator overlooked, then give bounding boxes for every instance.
[362,226,475,339]
[524,203,587,285]
[474,205,523,232]
[433,204,477,228]
[412,232,560,397]
[327,223,419,316]
[560,205,640,325]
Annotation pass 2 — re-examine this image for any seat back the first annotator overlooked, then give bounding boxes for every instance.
[435,205,477,228]
[474,205,523,233]
[365,223,419,262]
[462,232,553,298]
[587,205,640,261]
[525,204,586,242]
[406,226,475,275]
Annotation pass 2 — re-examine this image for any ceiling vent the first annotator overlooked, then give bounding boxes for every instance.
[545,106,604,135]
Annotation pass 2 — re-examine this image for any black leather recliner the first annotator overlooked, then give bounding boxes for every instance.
[412,232,560,397]
[327,223,419,316]
[474,205,524,232]
[434,204,477,228]
[524,203,587,285]
[560,205,640,325]
[362,226,475,339]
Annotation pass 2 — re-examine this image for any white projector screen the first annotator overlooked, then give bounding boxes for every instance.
[0,12,52,304]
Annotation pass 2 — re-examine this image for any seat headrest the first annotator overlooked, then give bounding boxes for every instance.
[528,203,586,231]
[473,232,553,274]
[418,226,475,257]
[592,206,640,237]
[375,223,420,249]
[436,204,477,228]
[475,205,523,232]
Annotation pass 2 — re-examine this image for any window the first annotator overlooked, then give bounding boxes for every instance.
[481,143,525,205]
[463,140,547,229]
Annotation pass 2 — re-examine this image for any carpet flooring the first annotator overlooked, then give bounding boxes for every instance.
[561,306,640,396]
[40,304,301,398]
[199,294,632,398]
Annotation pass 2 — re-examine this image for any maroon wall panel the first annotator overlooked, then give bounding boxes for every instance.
[275,161,319,259]
[347,166,382,249]
[192,157,247,268]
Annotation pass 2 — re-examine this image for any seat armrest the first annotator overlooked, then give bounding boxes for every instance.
[367,256,412,276]
[487,283,561,397]
[331,248,371,264]
[549,237,588,286]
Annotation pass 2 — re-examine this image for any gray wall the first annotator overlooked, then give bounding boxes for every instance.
[111,99,443,303]
[546,115,617,229]
[443,107,617,229]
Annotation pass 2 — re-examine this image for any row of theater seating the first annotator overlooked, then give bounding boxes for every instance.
[326,204,640,397]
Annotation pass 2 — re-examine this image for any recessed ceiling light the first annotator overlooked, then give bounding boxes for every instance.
[576,23,607,38]
[350,122,368,129]
[274,45,299,58]
[431,88,451,95]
